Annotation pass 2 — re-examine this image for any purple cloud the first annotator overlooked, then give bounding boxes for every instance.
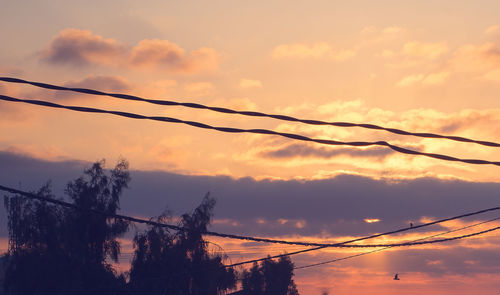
[1,150,498,239]
[259,143,394,160]
[39,29,123,66]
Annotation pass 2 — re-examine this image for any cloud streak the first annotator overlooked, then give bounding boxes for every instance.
[259,143,393,160]
[397,71,450,87]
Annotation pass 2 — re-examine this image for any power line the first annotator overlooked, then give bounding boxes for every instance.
[224,220,500,268]
[2,184,499,250]
[294,216,500,270]
[1,76,499,148]
[1,94,500,167]
[112,218,500,274]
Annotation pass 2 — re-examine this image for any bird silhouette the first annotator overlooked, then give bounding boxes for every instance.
[410,222,413,228]
[394,274,400,280]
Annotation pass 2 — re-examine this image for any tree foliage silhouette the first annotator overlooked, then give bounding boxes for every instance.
[241,256,299,295]
[127,194,237,295]
[2,159,298,295]
[3,160,130,295]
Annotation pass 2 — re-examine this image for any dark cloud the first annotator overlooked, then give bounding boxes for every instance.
[37,28,219,73]
[1,150,499,241]
[259,143,393,160]
[39,28,123,66]
[439,122,461,133]
[2,151,500,280]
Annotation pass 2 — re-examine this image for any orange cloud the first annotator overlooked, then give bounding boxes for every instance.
[484,25,499,35]
[237,98,500,181]
[295,220,306,229]
[130,39,184,66]
[272,42,355,61]
[239,78,263,89]
[397,71,450,87]
[0,238,8,253]
[212,218,240,227]
[380,49,395,58]
[397,74,425,87]
[390,39,500,83]
[382,26,404,34]
[402,41,449,59]
[361,25,405,36]
[450,42,500,74]
[130,39,219,73]
[482,69,500,81]
[421,71,450,85]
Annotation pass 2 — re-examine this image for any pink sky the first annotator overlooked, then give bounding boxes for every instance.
[1,1,500,294]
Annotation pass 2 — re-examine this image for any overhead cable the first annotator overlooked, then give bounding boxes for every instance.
[1,76,499,147]
[226,217,500,268]
[1,94,500,167]
[1,184,499,249]
[118,218,500,269]
[294,216,500,270]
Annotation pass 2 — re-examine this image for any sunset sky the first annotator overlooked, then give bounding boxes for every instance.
[1,1,500,294]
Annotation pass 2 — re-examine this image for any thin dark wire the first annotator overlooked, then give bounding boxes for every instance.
[1,76,499,147]
[118,217,500,278]
[1,94,500,167]
[294,216,500,270]
[225,221,500,268]
[2,184,499,250]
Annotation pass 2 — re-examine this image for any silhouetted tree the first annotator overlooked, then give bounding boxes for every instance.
[2,159,300,295]
[3,160,130,295]
[241,256,299,295]
[127,194,237,295]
